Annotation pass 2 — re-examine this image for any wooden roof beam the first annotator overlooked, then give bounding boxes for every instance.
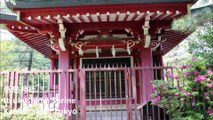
[131,11,140,21]
[62,14,74,23]
[35,16,50,24]
[81,13,91,23]
[115,11,120,22]
[96,12,101,22]
[69,21,142,31]
[44,15,57,24]
[166,10,181,20]
[152,11,163,20]
[86,13,94,22]
[159,10,172,20]
[134,12,145,21]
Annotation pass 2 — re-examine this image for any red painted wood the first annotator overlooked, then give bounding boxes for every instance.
[139,45,153,105]
[73,70,78,120]
[2,65,184,119]
[98,70,103,120]
[94,70,97,120]
[80,69,86,120]
[113,70,118,120]
[58,50,71,120]
[79,52,133,58]
[2,1,191,59]
[127,68,133,120]
[70,39,140,51]
[132,68,139,120]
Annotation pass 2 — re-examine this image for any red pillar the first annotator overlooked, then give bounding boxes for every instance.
[74,55,79,69]
[58,50,71,119]
[139,46,153,104]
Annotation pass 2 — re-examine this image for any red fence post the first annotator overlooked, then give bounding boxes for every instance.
[79,69,86,120]
[125,67,131,120]
[131,67,138,120]
[74,69,79,120]
[127,68,133,120]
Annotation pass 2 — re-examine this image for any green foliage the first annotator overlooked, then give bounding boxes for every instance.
[0,38,50,71]
[0,40,17,71]
[207,115,213,120]
[0,105,66,120]
[172,15,197,33]
[188,26,213,64]
[171,7,213,64]
[172,8,213,33]
[152,58,213,119]
[174,111,204,120]
[173,110,204,120]
[0,87,2,98]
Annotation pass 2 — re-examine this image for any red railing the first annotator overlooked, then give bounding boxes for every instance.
[0,66,175,120]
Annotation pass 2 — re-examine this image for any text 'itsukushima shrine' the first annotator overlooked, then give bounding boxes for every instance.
[0,0,197,120]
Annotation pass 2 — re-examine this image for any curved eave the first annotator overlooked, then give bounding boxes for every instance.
[0,13,17,25]
[0,13,16,20]
[162,30,190,55]
[191,4,213,15]
[8,30,52,58]
[5,0,196,10]
[0,15,52,58]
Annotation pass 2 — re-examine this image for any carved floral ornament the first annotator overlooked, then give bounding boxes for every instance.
[151,37,166,51]
[70,42,89,56]
[46,17,67,53]
[122,39,141,55]
[151,28,167,51]
[46,35,60,53]
[47,35,164,56]
[69,39,142,58]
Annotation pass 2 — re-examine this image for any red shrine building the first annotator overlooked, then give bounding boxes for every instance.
[0,0,196,120]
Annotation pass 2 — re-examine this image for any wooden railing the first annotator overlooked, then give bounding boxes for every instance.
[0,66,176,120]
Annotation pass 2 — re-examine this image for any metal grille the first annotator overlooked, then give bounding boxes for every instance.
[0,65,186,120]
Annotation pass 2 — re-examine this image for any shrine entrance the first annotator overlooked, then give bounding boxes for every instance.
[79,57,139,119]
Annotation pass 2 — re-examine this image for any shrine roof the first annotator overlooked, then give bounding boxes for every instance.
[1,0,197,58]
[6,0,196,9]
[0,13,16,22]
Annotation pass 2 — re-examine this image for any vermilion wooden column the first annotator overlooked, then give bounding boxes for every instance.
[74,55,79,69]
[139,46,153,104]
[58,50,71,119]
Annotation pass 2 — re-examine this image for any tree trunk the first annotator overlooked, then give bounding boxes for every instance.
[27,50,33,71]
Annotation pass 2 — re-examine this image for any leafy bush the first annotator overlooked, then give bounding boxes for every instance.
[172,8,213,33]
[152,58,213,119]
[172,15,197,33]
[0,105,66,120]
[173,110,204,120]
